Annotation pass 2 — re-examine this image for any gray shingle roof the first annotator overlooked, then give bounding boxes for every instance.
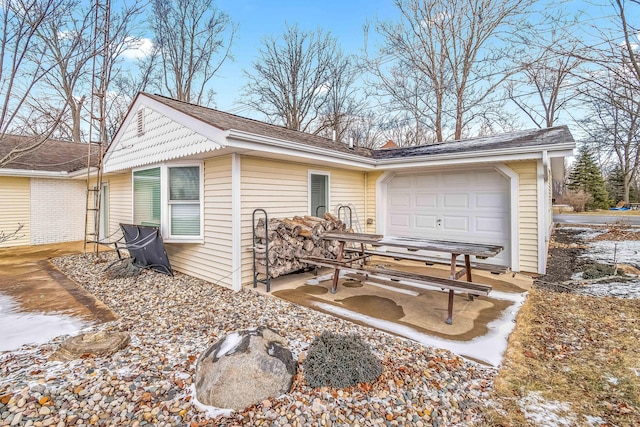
[144,93,374,157]
[0,134,100,173]
[372,126,575,160]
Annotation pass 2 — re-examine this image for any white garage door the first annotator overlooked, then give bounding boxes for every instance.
[386,169,510,266]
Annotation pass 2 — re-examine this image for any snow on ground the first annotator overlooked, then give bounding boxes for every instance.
[581,239,640,268]
[519,391,606,427]
[572,227,640,298]
[0,294,89,352]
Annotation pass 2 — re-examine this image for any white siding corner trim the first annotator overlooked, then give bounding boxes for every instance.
[495,164,520,272]
[232,153,242,291]
[536,158,547,274]
[375,171,396,235]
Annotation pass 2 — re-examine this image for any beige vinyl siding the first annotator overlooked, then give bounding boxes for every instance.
[365,171,382,233]
[505,160,538,273]
[165,156,234,287]
[105,173,132,237]
[0,176,31,247]
[239,156,367,285]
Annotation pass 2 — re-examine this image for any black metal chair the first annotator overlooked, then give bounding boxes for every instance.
[112,223,173,276]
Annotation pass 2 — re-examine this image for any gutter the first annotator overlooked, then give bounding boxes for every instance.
[0,167,97,179]
[227,129,576,170]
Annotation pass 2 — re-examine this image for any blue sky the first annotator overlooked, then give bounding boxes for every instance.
[125,0,631,133]
[208,0,399,111]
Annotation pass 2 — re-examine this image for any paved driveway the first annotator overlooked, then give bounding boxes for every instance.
[554,213,640,226]
[0,241,117,324]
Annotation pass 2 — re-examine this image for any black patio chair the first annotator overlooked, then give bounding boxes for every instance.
[112,223,173,276]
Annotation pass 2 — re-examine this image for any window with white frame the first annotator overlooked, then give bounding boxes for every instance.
[133,163,202,240]
[309,172,329,216]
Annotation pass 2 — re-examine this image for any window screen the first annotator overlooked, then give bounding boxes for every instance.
[169,166,200,236]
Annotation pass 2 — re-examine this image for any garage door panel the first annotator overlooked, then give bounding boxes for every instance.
[476,192,508,209]
[415,193,437,208]
[475,216,506,233]
[442,216,469,232]
[474,170,505,185]
[415,174,438,186]
[442,172,469,186]
[389,213,410,228]
[389,176,413,188]
[389,193,411,208]
[443,193,469,208]
[414,214,438,230]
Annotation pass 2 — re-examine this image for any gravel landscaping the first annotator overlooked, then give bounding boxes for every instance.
[1,253,494,426]
[1,222,638,426]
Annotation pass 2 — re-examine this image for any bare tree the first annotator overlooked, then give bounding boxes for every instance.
[507,24,583,128]
[581,69,640,203]
[0,0,68,167]
[574,0,640,202]
[370,0,535,142]
[30,0,95,142]
[345,112,385,149]
[242,24,341,133]
[315,52,366,142]
[150,0,235,106]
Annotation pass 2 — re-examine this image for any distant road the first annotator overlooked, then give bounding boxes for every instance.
[554,214,640,226]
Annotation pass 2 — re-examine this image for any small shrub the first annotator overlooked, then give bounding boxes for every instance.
[302,331,383,388]
[565,190,593,212]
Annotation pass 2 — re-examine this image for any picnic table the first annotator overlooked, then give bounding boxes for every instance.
[300,232,504,325]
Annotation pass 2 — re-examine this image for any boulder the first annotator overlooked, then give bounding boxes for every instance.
[51,331,130,361]
[195,326,296,411]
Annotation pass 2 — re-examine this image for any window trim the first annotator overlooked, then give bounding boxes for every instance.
[308,170,330,217]
[132,161,204,243]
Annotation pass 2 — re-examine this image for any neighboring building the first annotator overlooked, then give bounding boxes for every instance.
[101,93,574,290]
[0,135,98,247]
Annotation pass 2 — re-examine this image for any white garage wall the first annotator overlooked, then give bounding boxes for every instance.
[30,178,85,244]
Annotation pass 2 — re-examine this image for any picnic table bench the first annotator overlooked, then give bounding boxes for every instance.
[300,232,503,325]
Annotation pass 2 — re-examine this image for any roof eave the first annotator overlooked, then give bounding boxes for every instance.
[227,129,377,168]
[0,168,72,178]
[375,143,575,169]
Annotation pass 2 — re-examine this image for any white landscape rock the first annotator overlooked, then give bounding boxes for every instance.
[194,326,297,411]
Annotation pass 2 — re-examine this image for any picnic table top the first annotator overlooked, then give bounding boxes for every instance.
[321,231,503,258]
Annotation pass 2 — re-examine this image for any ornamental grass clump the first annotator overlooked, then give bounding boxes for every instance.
[302,331,383,388]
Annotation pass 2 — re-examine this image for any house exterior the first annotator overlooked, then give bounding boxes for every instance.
[0,135,99,248]
[102,93,575,290]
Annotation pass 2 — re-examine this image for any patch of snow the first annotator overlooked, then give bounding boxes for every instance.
[188,384,233,419]
[519,391,577,427]
[305,271,347,285]
[571,271,584,280]
[215,332,243,358]
[0,294,90,352]
[577,280,640,299]
[574,229,606,241]
[581,240,640,268]
[607,375,619,385]
[313,290,527,367]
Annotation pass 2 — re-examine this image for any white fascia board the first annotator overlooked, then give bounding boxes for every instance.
[226,130,376,169]
[0,169,70,178]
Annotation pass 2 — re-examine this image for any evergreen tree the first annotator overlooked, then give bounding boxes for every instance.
[567,146,611,210]
[605,166,639,203]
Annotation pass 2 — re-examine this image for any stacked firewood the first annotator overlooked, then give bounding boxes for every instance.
[253,213,347,278]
